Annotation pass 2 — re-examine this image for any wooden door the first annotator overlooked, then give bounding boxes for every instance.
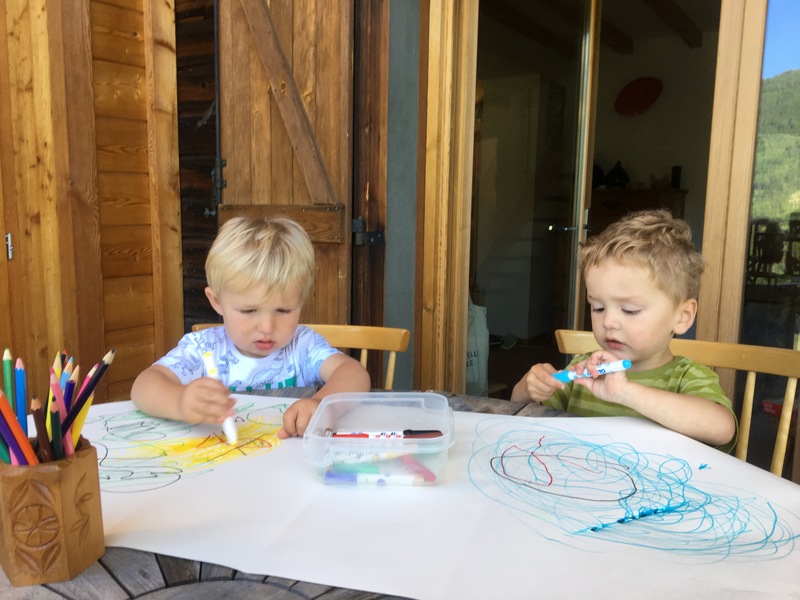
[218,0,353,324]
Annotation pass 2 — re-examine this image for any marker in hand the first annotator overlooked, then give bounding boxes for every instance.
[202,351,237,445]
[552,359,632,383]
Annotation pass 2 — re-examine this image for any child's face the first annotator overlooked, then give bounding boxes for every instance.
[205,283,304,358]
[584,258,696,371]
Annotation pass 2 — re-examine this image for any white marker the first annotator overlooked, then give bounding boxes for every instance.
[552,359,632,383]
[202,351,237,445]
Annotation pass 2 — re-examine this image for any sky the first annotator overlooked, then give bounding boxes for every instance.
[761,0,800,79]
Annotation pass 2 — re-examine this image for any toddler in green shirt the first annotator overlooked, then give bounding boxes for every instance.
[511,209,737,451]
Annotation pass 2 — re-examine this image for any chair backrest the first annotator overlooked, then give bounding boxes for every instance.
[190,323,411,390]
[555,329,799,478]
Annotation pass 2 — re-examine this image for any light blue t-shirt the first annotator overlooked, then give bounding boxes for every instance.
[155,325,339,392]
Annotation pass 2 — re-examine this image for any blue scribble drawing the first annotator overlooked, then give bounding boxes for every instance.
[468,418,799,561]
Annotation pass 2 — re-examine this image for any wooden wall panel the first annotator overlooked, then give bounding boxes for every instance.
[104,276,154,331]
[93,61,147,120]
[92,1,150,400]
[95,117,149,173]
[100,225,153,278]
[90,2,145,66]
[106,324,154,399]
[0,0,105,403]
[98,172,150,226]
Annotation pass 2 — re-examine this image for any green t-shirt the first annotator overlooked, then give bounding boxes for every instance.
[545,354,737,453]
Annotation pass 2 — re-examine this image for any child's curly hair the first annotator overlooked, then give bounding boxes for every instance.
[579,209,705,305]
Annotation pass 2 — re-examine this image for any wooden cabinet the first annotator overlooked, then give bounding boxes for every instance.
[588,189,688,235]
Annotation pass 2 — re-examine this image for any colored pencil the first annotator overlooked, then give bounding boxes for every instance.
[62,349,115,433]
[2,348,14,416]
[45,350,62,437]
[70,392,94,448]
[49,405,64,461]
[0,437,9,463]
[30,397,54,463]
[0,416,20,465]
[49,371,75,457]
[63,364,79,412]
[59,356,73,391]
[14,358,27,436]
[0,390,38,465]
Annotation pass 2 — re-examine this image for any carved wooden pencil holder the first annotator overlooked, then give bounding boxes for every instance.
[0,439,104,586]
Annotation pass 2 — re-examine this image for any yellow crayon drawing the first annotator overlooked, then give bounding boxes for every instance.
[87,401,288,493]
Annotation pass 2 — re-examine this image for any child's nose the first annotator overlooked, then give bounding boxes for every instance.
[257,314,275,333]
[602,311,619,330]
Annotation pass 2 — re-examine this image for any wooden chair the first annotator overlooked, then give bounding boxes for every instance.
[554,329,800,478]
[191,323,410,390]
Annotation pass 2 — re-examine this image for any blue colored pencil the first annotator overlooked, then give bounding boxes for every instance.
[14,358,27,436]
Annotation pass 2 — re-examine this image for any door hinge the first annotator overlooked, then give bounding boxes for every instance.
[352,217,384,246]
[207,157,227,218]
[5,233,11,260]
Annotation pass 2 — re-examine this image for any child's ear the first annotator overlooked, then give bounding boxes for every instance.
[205,287,224,316]
[673,298,697,335]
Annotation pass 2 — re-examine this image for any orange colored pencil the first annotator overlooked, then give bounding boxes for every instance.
[0,391,38,465]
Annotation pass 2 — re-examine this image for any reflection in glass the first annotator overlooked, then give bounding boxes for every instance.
[741,0,800,474]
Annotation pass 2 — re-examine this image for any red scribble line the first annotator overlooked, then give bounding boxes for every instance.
[496,444,553,487]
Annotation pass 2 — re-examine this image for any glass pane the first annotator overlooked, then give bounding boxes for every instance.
[591,0,720,309]
[740,0,800,473]
[472,0,586,397]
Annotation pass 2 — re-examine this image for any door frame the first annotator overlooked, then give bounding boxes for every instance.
[420,0,769,393]
[418,0,479,392]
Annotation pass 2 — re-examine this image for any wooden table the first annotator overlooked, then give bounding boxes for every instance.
[0,391,561,599]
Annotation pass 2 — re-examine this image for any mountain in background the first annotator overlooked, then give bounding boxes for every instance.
[751,69,800,222]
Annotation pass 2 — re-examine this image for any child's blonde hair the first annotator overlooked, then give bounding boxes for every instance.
[205,216,315,300]
[578,209,705,305]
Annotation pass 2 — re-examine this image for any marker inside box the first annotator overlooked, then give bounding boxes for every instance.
[325,429,443,439]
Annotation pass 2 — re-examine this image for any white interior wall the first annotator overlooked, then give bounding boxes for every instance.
[594,33,719,250]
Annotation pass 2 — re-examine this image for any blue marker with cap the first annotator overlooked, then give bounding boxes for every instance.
[552,359,632,383]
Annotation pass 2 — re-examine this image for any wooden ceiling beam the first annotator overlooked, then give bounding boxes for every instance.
[640,0,703,48]
[480,1,576,60]
[539,0,633,55]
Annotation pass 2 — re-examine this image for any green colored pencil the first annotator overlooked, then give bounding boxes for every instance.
[2,348,13,415]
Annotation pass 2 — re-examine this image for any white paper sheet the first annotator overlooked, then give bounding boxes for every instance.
[82,396,800,600]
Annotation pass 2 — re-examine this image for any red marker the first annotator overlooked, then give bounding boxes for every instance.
[326,429,443,439]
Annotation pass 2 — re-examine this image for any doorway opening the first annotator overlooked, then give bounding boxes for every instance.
[472,0,720,398]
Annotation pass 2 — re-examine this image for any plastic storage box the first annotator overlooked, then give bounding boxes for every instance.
[303,392,455,485]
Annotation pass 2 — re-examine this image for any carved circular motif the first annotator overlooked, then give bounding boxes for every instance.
[12,504,60,548]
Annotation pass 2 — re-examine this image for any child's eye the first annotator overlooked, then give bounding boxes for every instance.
[590,306,604,313]
[622,309,640,316]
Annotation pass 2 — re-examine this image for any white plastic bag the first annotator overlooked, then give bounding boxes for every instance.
[466,295,489,396]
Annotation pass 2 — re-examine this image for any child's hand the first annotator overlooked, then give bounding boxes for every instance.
[572,350,629,402]
[277,398,322,438]
[178,377,235,425]
[511,363,563,402]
